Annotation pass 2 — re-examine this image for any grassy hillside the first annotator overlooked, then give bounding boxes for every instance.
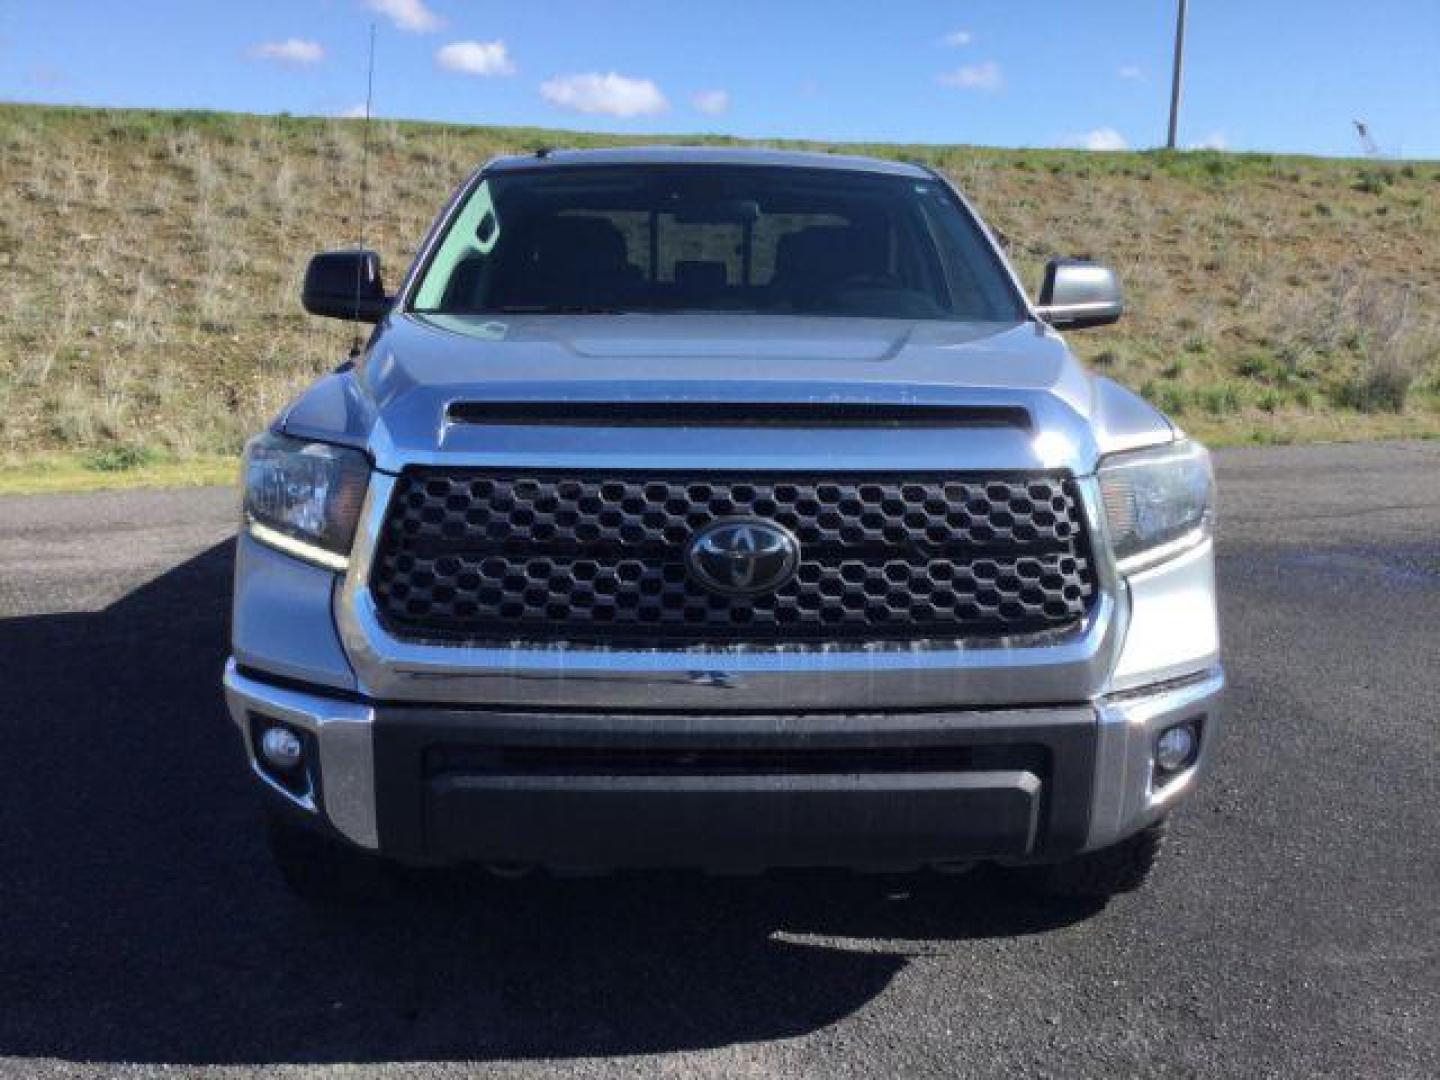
[1,104,1437,483]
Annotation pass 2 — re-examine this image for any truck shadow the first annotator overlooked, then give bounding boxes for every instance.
[0,541,1100,1067]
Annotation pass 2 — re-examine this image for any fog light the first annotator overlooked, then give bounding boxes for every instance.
[1155,723,1198,774]
[259,726,305,772]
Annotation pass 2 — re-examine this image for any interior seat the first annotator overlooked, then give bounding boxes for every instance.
[672,260,728,304]
[494,215,645,308]
[770,226,879,308]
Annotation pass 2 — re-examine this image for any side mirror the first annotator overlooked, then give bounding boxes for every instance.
[302,250,389,323]
[1036,258,1123,330]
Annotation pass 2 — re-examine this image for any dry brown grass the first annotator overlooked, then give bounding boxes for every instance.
[1,104,1437,465]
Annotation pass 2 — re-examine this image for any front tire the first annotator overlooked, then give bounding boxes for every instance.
[1026,820,1167,899]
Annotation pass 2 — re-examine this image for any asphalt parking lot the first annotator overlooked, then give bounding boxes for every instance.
[0,441,1436,1078]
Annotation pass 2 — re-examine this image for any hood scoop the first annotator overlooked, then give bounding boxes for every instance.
[445,400,1032,431]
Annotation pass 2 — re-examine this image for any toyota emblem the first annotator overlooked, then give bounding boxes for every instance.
[685,518,801,597]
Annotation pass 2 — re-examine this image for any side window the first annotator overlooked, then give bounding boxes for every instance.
[412,180,498,310]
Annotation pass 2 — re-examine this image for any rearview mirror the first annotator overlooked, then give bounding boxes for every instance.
[302,250,389,323]
[1036,259,1123,330]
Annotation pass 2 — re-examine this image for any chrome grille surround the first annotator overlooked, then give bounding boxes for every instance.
[368,469,1098,648]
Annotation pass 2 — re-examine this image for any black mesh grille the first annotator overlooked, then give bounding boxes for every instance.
[370,470,1098,647]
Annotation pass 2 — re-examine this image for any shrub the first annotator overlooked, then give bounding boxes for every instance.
[1332,370,1407,413]
[1352,167,1394,196]
[82,444,159,472]
[1142,380,1190,416]
[1327,283,1439,413]
[1235,352,1273,379]
[1198,384,1244,416]
[1335,365,1411,412]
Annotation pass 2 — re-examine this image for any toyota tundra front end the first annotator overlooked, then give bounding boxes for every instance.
[224,148,1222,901]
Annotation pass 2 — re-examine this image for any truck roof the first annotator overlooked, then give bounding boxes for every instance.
[483,145,934,178]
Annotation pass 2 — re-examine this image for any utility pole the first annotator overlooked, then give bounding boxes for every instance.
[1166,0,1188,149]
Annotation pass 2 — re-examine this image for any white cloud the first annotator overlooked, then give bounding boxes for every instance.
[1064,127,1129,151]
[1190,131,1229,150]
[937,61,1004,93]
[436,40,515,76]
[540,72,669,118]
[692,89,730,116]
[365,0,442,33]
[249,39,325,66]
[1118,64,1144,81]
[339,103,370,119]
[941,30,974,47]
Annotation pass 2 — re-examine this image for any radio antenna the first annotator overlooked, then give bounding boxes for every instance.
[350,22,377,356]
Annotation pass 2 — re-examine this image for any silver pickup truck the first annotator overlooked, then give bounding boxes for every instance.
[225,147,1222,902]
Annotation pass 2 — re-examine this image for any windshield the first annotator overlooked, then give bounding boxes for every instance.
[409,165,1025,322]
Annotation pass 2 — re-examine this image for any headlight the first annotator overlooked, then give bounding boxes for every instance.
[1098,439,1213,572]
[242,432,370,570]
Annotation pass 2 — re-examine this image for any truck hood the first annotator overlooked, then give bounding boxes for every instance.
[280,312,1174,475]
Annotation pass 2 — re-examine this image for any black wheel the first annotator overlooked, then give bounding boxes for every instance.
[265,812,378,906]
[1025,820,1168,900]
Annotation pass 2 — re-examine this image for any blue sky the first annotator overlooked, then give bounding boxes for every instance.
[2,1,1437,158]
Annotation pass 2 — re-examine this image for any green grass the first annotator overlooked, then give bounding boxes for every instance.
[0,451,235,496]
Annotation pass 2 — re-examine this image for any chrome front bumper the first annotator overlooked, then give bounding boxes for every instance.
[224,658,1224,861]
